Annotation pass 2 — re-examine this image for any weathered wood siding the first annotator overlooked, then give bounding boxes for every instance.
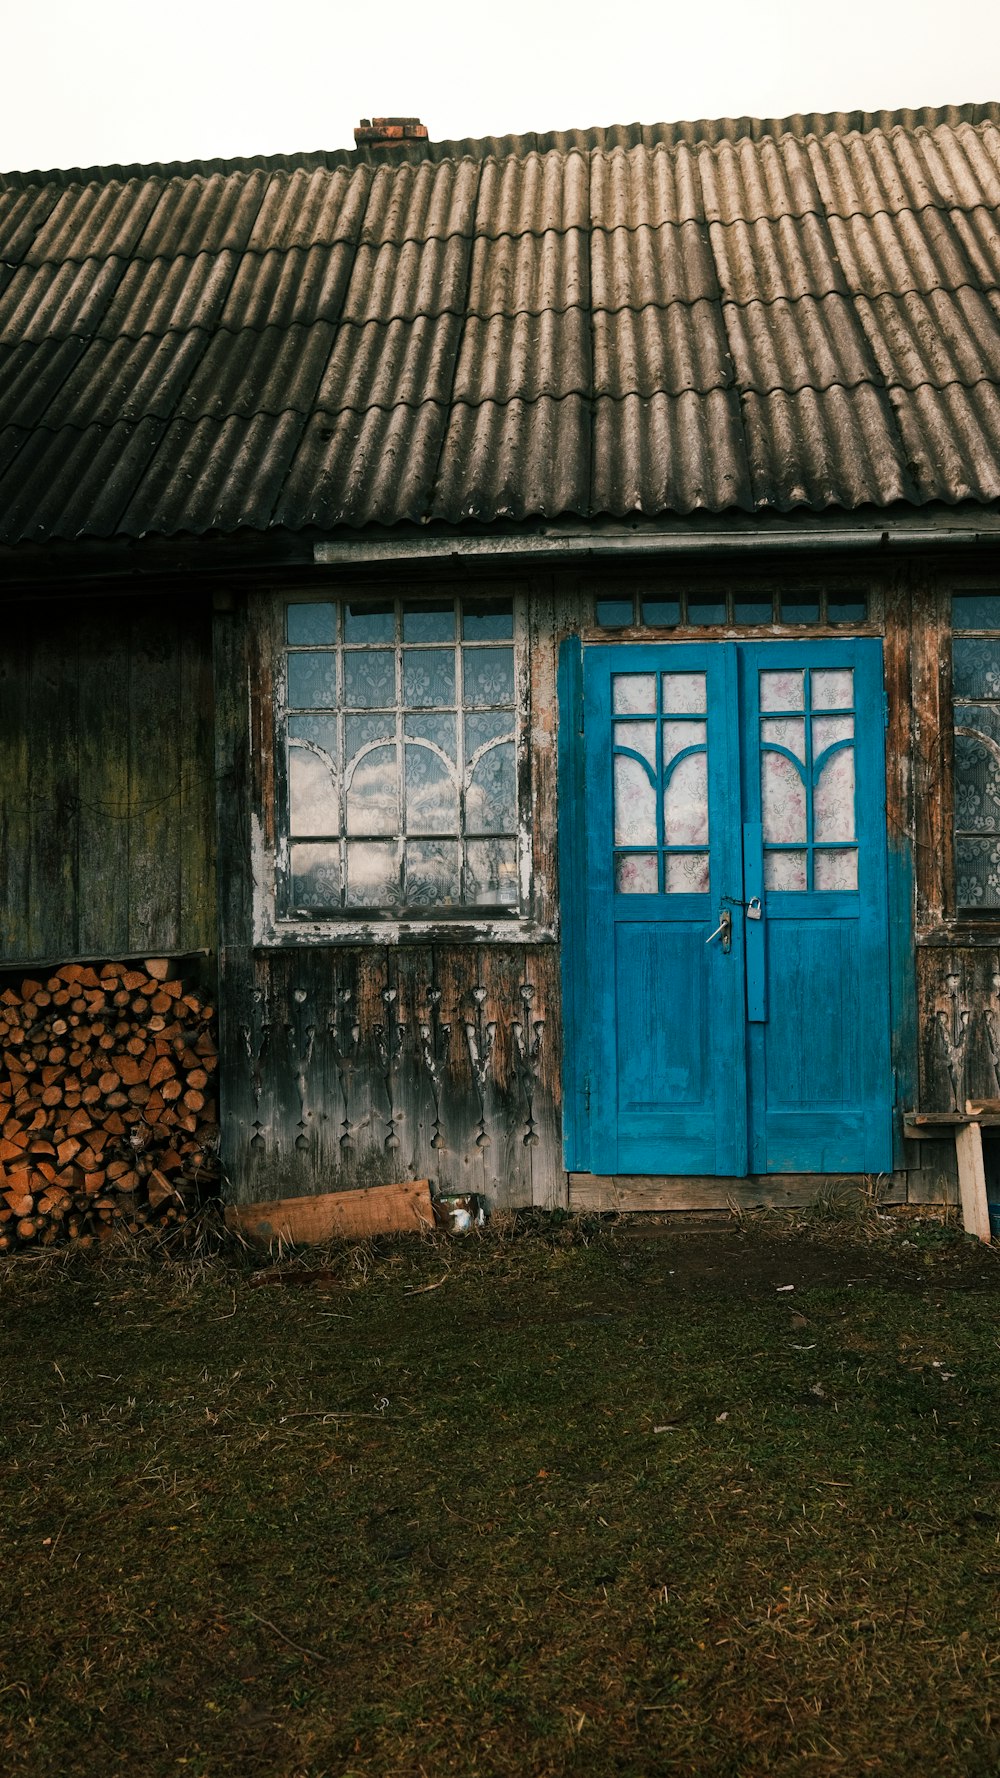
[0,592,216,966]
[220,944,562,1207]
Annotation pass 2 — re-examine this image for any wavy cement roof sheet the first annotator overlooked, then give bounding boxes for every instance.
[2,105,1000,542]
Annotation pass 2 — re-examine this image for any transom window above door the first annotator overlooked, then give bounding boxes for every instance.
[277,596,519,918]
[595,589,868,629]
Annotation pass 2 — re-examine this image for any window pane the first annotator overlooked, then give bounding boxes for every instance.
[344,602,394,642]
[405,840,461,905]
[287,602,335,644]
[641,598,681,625]
[780,593,820,624]
[828,595,867,624]
[403,602,454,641]
[596,597,633,628]
[953,593,1000,630]
[405,740,458,834]
[290,842,340,909]
[346,742,398,835]
[463,599,514,640]
[346,840,400,907]
[464,646,514,706]
[953,639,1000,700]
[688,597,727,625]
[954,714,1000,835]
[343,650,394,708]
[734,595,774,623]
[466,838,518,906]
[287,652,336,709]
[289,740,338,836]
[955,837,1000,908]
[403,648,456,707]
[467,741,516,834]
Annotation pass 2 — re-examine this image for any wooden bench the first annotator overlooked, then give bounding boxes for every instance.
[903,1108,996,1243]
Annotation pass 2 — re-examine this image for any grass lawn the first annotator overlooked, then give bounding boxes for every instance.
[1,1211,998,1776]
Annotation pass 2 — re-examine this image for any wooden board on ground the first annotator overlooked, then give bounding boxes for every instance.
[953,1125,993,1244]
[568,1174,905,1213]
[225,1179,433,1245]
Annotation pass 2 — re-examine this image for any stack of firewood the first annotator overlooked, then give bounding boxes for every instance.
[0,960,220,1250]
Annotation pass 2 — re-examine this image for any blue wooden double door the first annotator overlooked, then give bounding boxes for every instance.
[563,639,893,1176]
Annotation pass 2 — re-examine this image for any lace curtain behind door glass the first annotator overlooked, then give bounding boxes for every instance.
[612,672,710,893]
[760,667,857,892]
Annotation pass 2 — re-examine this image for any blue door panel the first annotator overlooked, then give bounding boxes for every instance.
[764,921,859,1107]
[561,636,894,1177]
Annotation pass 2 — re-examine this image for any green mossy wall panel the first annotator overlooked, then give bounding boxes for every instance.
[0,592,216,966]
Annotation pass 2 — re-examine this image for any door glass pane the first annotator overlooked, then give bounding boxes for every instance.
[662,672,706,713]
[761,716,805,760]
[814,848,858,890]
[616,852,659,893]
[760,669,804,710]
[762,751,806,842]
[814,748,856,842]
[613,672,656,714]
[614,720,656,765]
[662,718,706,766]
[665,853,710,892]
[614,753,657,845]
[664,753,709,845]
[765,850,808,890]
[813,713,854,753]
[812,668,853,709]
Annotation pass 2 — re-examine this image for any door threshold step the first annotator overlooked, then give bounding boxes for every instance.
[569,1174,906,1212]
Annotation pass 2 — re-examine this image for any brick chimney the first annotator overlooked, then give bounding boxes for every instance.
[354,117,428,148]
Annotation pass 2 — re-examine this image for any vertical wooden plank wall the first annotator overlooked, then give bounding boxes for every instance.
[0,591,216,967]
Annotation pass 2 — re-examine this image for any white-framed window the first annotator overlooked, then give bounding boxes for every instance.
[274,593,523,922]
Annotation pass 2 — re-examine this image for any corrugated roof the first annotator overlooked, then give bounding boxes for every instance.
[3,103,1000,544]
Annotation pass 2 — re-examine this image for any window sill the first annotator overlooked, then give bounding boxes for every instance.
[255,915,558,948]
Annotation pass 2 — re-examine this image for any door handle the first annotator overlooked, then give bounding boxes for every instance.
[705,909,732,953]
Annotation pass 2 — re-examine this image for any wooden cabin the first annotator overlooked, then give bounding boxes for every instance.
[3,105,1000,1219]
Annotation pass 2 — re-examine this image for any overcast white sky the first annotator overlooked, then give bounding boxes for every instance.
[4,0,1000,173]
